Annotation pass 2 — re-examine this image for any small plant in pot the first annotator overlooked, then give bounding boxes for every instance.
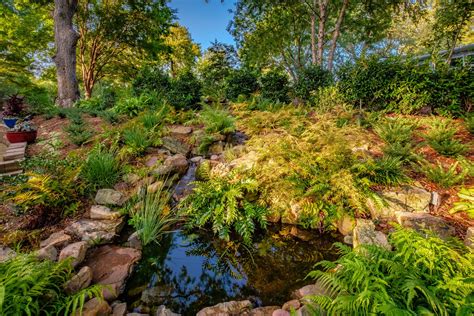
[1,95,25,128]
[6,120,37,144]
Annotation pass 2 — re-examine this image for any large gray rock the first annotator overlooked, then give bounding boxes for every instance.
[152,154,188,176]
[141,285,173,306]
[90,205,121,220]
[37,245,58,261]
[272,310,290,316]
[64,266,93,295]
[197,300,253,316]
[84,245,141,301]
[352,219,391,250]
[336,214,355,236]
[466,227,474,249]
[367,185,432,220]
[95,189,125,206]
[58,241,88,267]
[162,136,191,156]
[293,282,327,299]
[395,212,455,239]
[40,231,72,248]
[0,246,16,262]
[65,218,125,244]
[73,297,111,316]
[229,151,259,171]
[282,300,301,312]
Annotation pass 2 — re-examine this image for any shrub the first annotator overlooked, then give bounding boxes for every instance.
[166,71,202,110]
[180,167,268,244]
[77,83,117,112]
[81,147,120,190]
[294,65,333,100]
[0,253,103,315]
[423,121,467,156]
[225,68,259,101]
[307,228,474,315]
[140,103,169,130]
[129,181,178,246]
[338,56,473,115]
[114,92,159,117]
[132,66,170,96]
[259,70,290,103]
[418,160,467,188]
[450,187,474,218]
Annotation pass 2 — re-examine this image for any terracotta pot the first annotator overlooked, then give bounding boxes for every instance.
[6,130,37,143]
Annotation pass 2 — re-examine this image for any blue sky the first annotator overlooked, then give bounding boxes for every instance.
[170,0,236,50]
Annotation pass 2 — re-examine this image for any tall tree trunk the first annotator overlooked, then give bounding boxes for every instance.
[53,0,80,108]
[317,0,328,66]
[310,0,317,65]
[327,0,349,72]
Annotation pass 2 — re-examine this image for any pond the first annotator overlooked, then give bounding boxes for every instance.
[123,226,340,315]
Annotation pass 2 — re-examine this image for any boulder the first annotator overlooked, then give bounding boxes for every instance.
[169,126,192,135]
[58,241,88,268]
[272,310,290,316]
[40,231,72,248]
[65,218,125,244]
[190,156,204,164]
[146,156,160,168]
[0,246,16,262]
[395,212,455,239]
[295,305,313,316]
[153,154,188,176]
[73,297,111,316]
[155,305,181,316]
[95,189,125,206]
[112,302,128,316]
[367,185,431,220]
[147,181,165,194]
[90,205,121,220]
[281,201,302,225]
[293,282,327,299]
[282,300,301,311]
[336,214,355,236]
[249,306,280,316]
[352,219,391,250]
[84,245,141,301]
[343,235,353,245]
[162,136,191,156]
[37,245,58,261]
[466,227,474,249]
[197,300,253,316]
[64,266,93,295]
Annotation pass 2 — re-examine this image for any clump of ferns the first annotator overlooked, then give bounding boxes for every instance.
[305,228,474,315]
[179,166,268,244]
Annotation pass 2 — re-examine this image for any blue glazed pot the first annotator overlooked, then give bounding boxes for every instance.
[3,118,18,128]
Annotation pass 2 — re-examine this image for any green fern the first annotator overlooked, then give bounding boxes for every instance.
[180,169,267,244]
[417,160,467,188]
[306,228,474,315]
[374,119,415,145]
[423,120,467,157]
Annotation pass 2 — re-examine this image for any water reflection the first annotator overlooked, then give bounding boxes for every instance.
[123,226,339,315]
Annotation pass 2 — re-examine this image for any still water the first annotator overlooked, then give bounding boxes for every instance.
[123,227,339,315]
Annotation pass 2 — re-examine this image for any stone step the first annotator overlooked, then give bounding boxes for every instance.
[0,159,23,174]
[0,170,23,177]
[7,142,27,149]
[3,147,26,161]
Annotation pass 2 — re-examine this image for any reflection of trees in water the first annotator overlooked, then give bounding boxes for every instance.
[124,228,339,315]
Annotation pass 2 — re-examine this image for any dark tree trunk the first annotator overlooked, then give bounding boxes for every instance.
[310,0,317,65]
[317,0,328,66]
[328,0,349,72]
[53,0,80,108]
